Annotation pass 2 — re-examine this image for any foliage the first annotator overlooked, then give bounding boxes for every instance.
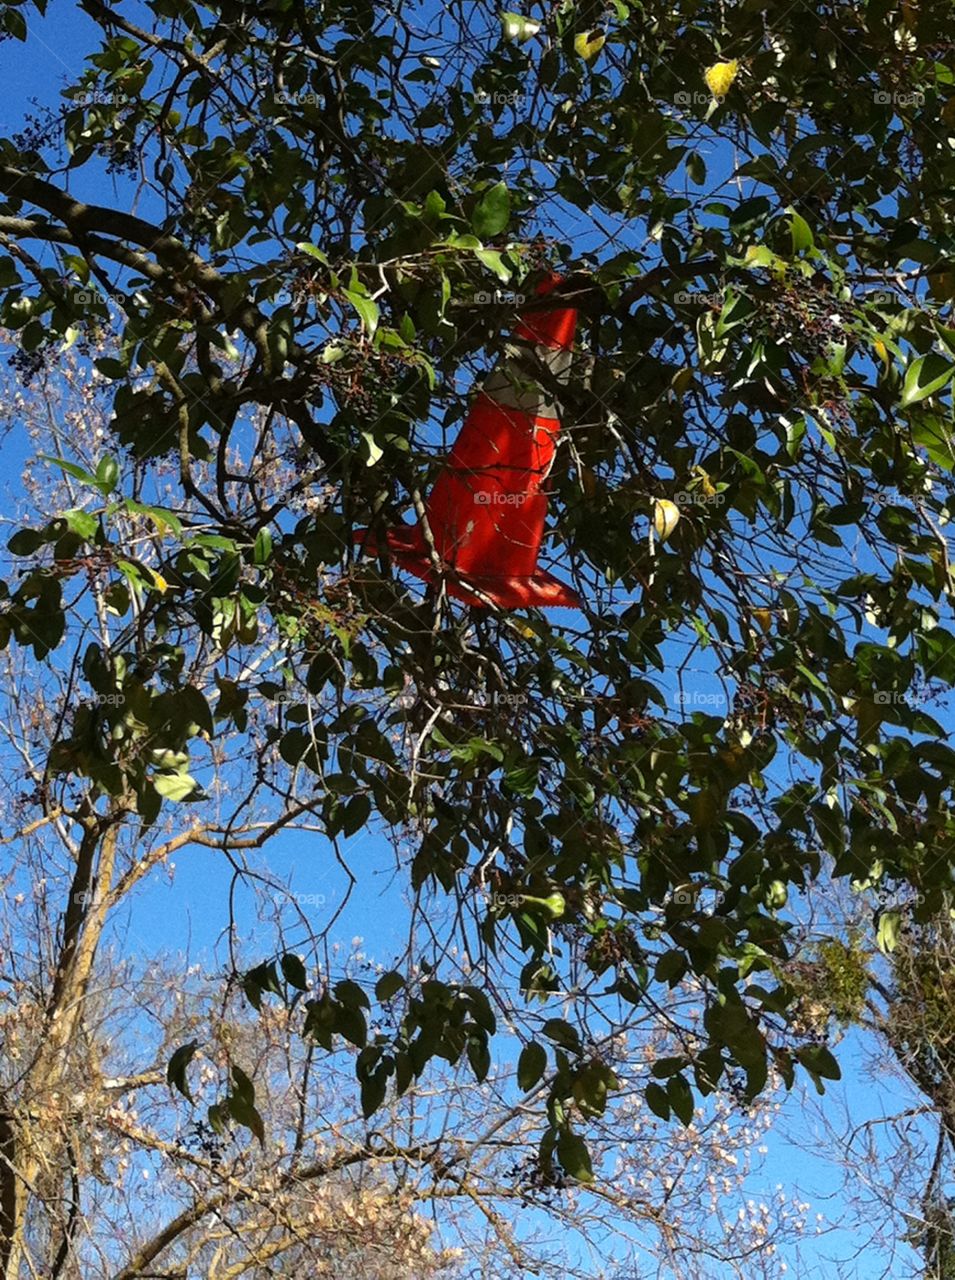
[789,934,871,1029]
[0,355,820,1279]
[886,911,955,1116]
[1,0,955,1210]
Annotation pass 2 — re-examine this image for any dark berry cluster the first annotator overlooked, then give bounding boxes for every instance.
[11,103,61,154]
[8,345,49,385]
[181,1118,228,1166]
[762,282,844,361]
[309,344,411,417]
[507,1152,569,1206]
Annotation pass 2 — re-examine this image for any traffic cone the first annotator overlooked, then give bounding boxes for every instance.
[355,274,581,608]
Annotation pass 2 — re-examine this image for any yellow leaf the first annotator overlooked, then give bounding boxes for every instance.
[574,31,605,61]
[704,59,739,99]
[653,498,681,541]
[689,465,716,496]
[149,569,168,594]
[873,339,889,363]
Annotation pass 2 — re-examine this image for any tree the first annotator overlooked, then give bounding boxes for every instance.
[0,354,819,1278]
[757,875,955,1279]
[1,0,955,1253]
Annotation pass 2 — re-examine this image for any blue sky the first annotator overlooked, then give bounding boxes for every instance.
[0,4,935,1275]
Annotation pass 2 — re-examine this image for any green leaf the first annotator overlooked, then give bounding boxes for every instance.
[901,353,955,407]
[788,208,814,254]
[573,1063,616,1116]
[231,1063,256,1104]
[556,1130,594,1182]
[500,11,541,41]
[341,793,371,836]
[474,248,512,281]
[166,1041,198,1101]
[227,1091,265,1145]
[153,771,199,801]
[542,1018,581,1053]
[645,1081,671,1119]
[63,509,98,540]
[343,288,379,336]
[253,527,272,564]
[334,1003,367,1048]
[650,1055,687,1078]
[667,1073,695,1126]
[178,685,214,735]
[517,1040,547,1090]
[876,908,902,954]
[360,1069,388,1117]
[123,500,183,537]
[297,242,328,262]
[472,181,511,239]
[94,455,119,494]
[38,454,98,486]
[467,1034,491,1082]
[242,961,281,1010]
[796,1043,841,1081]
[375,970,405,1002]
[279,728,309,766]
[335,978,370,1009]
[8,528,46,556]
[94,357,128,380]
[280,953,309,990]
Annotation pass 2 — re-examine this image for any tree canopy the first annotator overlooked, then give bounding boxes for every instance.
[3,0,955,1212]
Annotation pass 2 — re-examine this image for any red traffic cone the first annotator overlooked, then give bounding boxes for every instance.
[356,275,581,609]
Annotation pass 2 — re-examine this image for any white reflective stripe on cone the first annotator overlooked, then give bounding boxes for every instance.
[480,342,571,417]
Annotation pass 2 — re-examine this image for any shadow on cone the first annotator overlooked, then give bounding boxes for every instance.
[355,275,581,609]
